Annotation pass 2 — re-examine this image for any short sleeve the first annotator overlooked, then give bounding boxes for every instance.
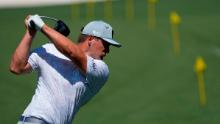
[28,49,40,71]
[86,56,109,91]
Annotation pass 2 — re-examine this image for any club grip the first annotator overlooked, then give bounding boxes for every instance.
[30,20,35,29]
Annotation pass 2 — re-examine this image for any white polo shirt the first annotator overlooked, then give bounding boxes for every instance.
[22,43,109,124]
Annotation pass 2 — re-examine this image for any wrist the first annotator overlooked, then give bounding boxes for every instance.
[41,24,47,31]
[25,30,36,39]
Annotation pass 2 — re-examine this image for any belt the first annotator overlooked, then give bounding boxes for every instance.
[19,116,49,124]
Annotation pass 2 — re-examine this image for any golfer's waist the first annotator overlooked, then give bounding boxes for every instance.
[19,116,49,124]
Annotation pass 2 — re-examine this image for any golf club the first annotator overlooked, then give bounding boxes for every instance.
[30,15,70,36]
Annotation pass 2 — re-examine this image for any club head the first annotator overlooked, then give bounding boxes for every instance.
[54,20,70,37]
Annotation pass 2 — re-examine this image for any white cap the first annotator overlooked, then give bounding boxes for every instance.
[81,20,121,47]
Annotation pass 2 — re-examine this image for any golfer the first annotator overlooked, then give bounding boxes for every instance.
[10,14,121,124]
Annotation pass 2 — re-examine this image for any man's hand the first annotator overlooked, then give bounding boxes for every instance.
[28,14,45,31]
[25,15,37,36]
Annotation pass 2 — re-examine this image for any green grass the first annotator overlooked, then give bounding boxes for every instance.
[0,0,220,123]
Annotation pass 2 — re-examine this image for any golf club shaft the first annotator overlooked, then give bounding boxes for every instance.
[40,16,58,21]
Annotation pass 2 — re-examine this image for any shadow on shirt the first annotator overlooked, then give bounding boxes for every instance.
[33,47,86,85]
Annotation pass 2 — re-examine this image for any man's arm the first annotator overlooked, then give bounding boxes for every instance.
[41,24,87,74]
[9,16,36,74]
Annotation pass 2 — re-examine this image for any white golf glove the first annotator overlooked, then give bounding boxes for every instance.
[28,14,45,31]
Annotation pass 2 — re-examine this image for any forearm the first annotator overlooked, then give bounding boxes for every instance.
[41,24,87,73]
[42,25,78,56]
[10,31,34,73]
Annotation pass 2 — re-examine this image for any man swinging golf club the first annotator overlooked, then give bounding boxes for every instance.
[10,14,121,124]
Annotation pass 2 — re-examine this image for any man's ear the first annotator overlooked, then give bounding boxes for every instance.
[87,35,93,41]
[88,40,92,47]
[87,36,94,47]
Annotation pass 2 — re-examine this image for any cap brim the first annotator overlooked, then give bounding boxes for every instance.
[102,38,122,47]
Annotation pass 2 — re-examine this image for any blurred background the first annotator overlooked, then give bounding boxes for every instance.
[0,0,220,123]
